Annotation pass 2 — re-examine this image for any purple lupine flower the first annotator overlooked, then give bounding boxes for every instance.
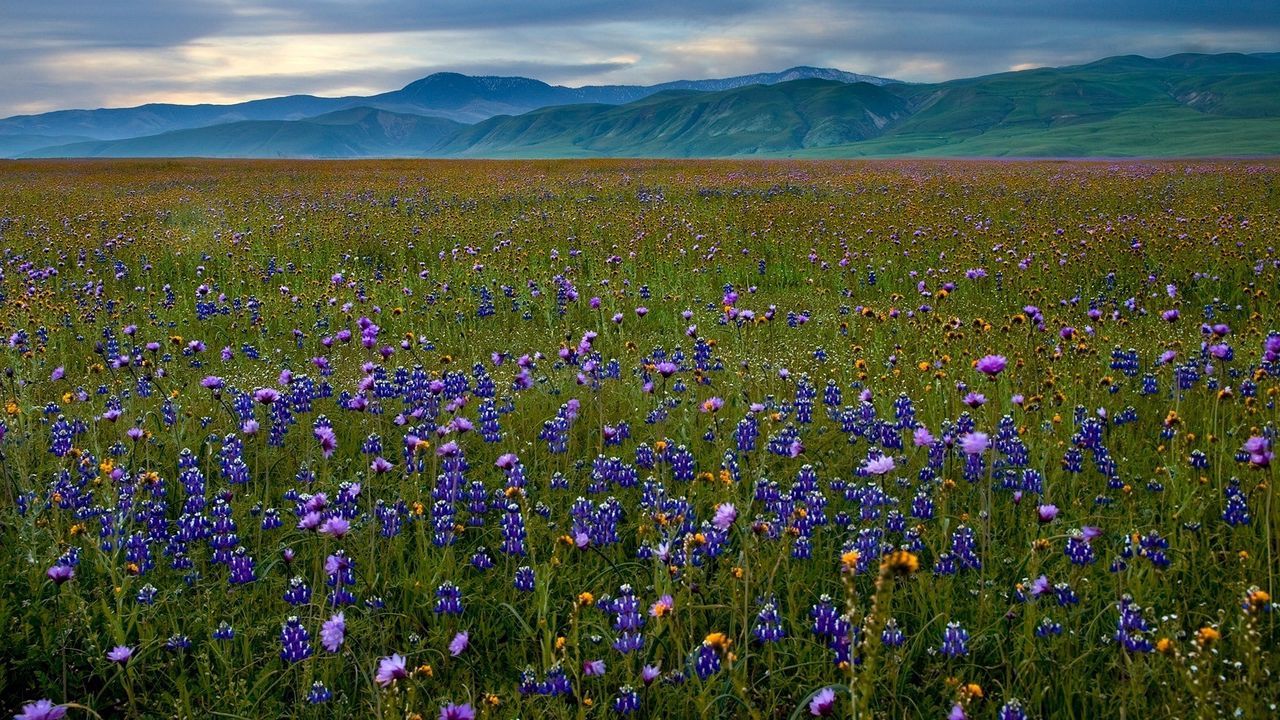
[307,681,332,704]
[434,582,463,614]
[694,641,722,679]
[614,685,640,715]
[939,621,969,656]
[213,622,235,641]
[280,617,312,663]
[999,700,1028,720]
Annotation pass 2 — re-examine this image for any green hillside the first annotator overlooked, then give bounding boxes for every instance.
[442,80,910,157]
[0,133,95,156]
[20,53,1280,158]
[24,108,463,158]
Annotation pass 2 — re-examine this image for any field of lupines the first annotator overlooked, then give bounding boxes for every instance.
[0,158,1277,719]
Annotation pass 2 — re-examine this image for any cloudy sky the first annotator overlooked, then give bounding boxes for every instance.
[3,0,1278,115]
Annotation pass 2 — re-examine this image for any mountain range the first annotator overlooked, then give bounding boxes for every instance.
[6,54,1280,158]
[0,67,893,143]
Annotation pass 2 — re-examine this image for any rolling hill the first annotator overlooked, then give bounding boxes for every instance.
[438,80,911,157]
[0,66,895,143]
[13,53,1280,159]
[23,108,463,158]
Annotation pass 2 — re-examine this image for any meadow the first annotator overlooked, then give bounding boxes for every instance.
[0,158,1276,719]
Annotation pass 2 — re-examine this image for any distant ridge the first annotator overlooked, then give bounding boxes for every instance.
[24,109,465,159]
[10,53,1280,159]
[0,66,896,142]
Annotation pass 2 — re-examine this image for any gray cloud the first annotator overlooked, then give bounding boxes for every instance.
[0,1,770,45]
[1,1,1276,116]
[0,1,237,47]
[240,0,775,34]
[842,1,1280,29]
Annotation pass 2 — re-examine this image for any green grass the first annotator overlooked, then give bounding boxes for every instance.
[0,158,1276,720]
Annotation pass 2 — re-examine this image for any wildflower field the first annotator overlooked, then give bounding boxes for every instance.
[1,159,1277,719]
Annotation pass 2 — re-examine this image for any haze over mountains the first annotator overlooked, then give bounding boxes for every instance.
[6,54,1280,159]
